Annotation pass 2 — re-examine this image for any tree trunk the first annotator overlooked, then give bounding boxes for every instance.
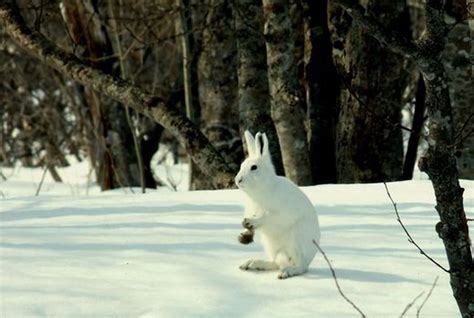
[140,121,164,188]
[401,75,425,180]
[61,0,141,190]
[301,0,338,184]
[441,2,473,179]
[262,0,313,185]
[234,0,283,174]
[418,3,474,315]
[0,1,236,188]
[175,0,196,190]
[194,0,243,189]
[335,0,410,183]
[418,65,474,318]
[333,0,474,315]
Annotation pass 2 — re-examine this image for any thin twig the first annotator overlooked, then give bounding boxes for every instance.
[383,182,450,273]
[107,0,146,194]
[35,165,48,196]
[453,112,474,141]
[448,128,474,149]
[313,240,367,318]
[399,291,425,317]
[416,276,439,318]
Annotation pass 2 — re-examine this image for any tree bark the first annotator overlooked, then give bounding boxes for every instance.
[61,0,142,190]
[418,62,474,318]
[335,0,410,183]
[441,2,473,179]
[175,0,198,189]
[234,0,283,175]
[0,1,235,189]
[401,75,425,180]
[334,0,473,315]
[194,0,243,189]
[262,0,313,185]
[140,122,164,188]
[301,0,338,184]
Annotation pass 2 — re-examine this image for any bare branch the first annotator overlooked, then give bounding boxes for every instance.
[0,1,235,188]
[449,112,474,148]
[313,240,367,318]
[399,291,425,317]
[35,165,48,196]
[383,182,450,273]
[416,276,439,318]
[107,0,146,194]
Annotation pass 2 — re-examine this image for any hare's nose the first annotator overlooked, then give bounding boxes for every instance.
[237,177,243,185]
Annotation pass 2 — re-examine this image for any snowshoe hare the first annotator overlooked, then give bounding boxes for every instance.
[236,131,321,279]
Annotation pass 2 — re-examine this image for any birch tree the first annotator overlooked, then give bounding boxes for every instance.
[333,0,473,315]
[234,0,283,175]
[262,0,313,185]
[0,1,236,188]
[195,0,243,189]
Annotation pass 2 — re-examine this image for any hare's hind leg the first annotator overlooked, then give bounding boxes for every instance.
[277,265,308,279]
[240,259,278,271]
[274,245,308,279]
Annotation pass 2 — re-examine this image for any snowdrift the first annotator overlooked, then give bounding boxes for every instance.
[1,165,473,317]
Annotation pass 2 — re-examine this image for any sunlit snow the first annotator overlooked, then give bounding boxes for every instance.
[1,162,472,317]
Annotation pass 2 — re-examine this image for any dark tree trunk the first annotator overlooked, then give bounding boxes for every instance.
[401,75,425,180]
[140,122,164,188]
[61,0,141,190]
[234,0,283,174]
[194,0,243,189]
[301,0,338,184]
[334,0,411,183]
[441,1,473,179]
[262,0,313,185]
[176,0,202,189]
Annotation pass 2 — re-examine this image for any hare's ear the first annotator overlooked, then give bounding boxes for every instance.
[244,130,256,157]
[261,133,270,158]
[255,132,265,157]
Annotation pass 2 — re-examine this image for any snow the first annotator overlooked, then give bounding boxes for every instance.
[1,162,473,317]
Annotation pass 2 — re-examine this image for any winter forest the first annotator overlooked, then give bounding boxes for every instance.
[0,0,473,317]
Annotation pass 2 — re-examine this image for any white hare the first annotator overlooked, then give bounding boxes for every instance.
[235,131,321,279]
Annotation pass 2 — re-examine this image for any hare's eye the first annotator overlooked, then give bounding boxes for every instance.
[251,165,258,171]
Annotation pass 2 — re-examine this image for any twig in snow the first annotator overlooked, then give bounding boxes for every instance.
[312,240,366,318]
[416,276,439,318]
[399,291,425,317]
[35,165,48,196]
[383,182,450,273]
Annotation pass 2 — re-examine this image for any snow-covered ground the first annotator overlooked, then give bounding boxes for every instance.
[1,162,473,317]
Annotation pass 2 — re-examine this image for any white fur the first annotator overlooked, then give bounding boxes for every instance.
[236,131,321,279]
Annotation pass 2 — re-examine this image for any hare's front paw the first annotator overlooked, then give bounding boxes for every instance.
[242,218,259,230]
[238,230,254,245]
